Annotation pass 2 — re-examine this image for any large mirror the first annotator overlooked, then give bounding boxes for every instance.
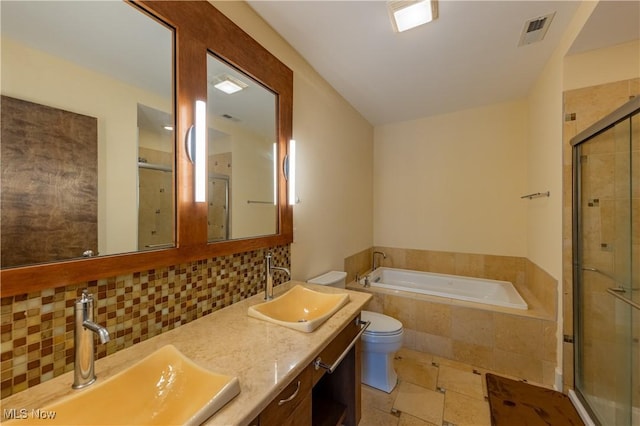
[0,1,174,268]
[207,54,278,241]
[0,0,293,296]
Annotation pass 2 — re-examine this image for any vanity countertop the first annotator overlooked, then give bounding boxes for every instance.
[2,281,371,426]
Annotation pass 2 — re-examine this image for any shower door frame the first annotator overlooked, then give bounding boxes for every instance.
[571,96,639,425]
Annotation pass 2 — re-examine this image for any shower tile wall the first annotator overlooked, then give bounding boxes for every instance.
[0,245,290,398]
[562,78,640,393]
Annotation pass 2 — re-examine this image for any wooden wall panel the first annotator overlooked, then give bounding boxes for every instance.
[1,96,98,267]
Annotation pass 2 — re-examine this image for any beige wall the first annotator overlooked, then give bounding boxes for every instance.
[212,2,374,281]
[526,1,597,282]
[373,100,528,257]
[526,0,599,386]
[210,117,276,239]
[564,39,640,91]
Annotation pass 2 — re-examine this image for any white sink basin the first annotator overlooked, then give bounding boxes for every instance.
[6,345,240,425]
[248,285,350,332]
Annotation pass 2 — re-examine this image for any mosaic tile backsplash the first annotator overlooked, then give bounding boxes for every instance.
[0,245,290,398]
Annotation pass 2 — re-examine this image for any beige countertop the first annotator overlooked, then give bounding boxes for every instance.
[2,281,371,426]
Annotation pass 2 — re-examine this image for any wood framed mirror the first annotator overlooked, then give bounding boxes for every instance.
[0,0,293,297]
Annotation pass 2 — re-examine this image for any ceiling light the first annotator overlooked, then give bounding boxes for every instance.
[388,0,437,33]
[213,74,248,94]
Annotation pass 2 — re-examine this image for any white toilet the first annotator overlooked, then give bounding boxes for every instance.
[307,271,404,393]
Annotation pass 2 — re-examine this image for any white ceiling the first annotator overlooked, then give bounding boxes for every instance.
[2,1,637,130]
[249,0,640,126]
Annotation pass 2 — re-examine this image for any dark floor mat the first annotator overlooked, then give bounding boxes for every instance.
[486,373,585,426]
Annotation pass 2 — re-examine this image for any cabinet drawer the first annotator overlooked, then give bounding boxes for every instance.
[260,365,312,426]
[312,316,360,385]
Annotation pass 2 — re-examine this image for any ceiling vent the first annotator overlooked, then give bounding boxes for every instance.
[518,12,555,46]
[221,113,241,122]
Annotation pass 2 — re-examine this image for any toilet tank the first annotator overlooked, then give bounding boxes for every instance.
[307,271,347,288]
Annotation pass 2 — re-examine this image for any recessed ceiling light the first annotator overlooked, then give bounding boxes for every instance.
[213,74,248,94]
[388,0,438,33]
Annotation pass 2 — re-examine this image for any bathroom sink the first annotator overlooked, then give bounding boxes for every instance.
[248,285,350,332]
[15,345,240,425]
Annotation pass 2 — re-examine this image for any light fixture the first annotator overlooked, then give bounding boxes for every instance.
[184,100,207,203]
[287,139,296,206]
[163,125,174,131]
[387,0,437,33]
[273,143,277,205]
[213,74,248,94]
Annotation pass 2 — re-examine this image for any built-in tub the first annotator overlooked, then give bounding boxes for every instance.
[361,267,528,310]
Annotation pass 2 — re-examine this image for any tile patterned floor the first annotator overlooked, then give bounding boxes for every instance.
[360,348,494,426]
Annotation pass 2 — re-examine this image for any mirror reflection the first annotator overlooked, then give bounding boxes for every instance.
[137,105,174,250]
[0,1,175,268]
[207,54,278,241]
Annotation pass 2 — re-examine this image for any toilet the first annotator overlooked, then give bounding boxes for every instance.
[307,271,404,393]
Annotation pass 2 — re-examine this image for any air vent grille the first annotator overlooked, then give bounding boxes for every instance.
[527,17,547,33]
[221,113,241,122]
[518,12,555,46]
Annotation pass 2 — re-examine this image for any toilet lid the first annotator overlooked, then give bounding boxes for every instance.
[361,311,403,335]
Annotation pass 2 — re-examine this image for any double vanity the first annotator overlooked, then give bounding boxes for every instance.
[2,282,371,425]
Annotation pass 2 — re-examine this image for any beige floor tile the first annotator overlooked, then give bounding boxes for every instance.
[443,390,490,426]
[398,413,439,426]
[437,365,484,400]
[362,383,399,414]
[393,381,444,426]
[431,355,475,373]
[359,407,400,426]
[395,352,438,390]
[397,347,433,365]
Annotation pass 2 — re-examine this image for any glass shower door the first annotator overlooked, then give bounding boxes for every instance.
[208,174,229,242]
[574,110,637,426]
[631,112,639,426]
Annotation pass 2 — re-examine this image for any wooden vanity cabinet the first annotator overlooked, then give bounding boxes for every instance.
[253,314,363,426]
[312,316,361,426]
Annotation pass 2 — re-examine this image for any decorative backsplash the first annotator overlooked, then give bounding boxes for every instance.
[0,245,290,398]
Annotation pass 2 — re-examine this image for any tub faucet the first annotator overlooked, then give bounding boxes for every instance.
[73,290,110,389]
[264,252,291,300]
[355,273,371,287]
[372,251,386,271]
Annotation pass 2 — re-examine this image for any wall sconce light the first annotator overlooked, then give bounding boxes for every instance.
[273,143,278,205]
[286,139,296,206]
[185,100,207,203]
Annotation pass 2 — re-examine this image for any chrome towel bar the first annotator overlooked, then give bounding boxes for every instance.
[314,319,370,374]
[520,191,550,199]
[606,288,640,310]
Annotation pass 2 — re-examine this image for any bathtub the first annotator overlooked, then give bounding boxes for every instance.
[361,267,528,310]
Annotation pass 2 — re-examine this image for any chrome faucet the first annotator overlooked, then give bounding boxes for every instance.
[372,250,386,270]
[73,290,110,389]
[356,273,371,288]
[264,252,291,300]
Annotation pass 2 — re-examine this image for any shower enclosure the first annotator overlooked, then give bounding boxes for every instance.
[572,96,639,425]
[208,174,230,242]
[138,162,174,250]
